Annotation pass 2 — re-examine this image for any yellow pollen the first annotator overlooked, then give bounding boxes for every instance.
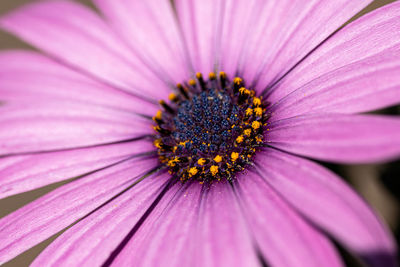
[244,129,252,136]
[189,79,196,86]
[209,72,216,80]
[210,165,219,176]
[252,121,262,130]
[152,110,162,121]
[167,157,179,167]
[253,97,261,106]
[213,155,222,163]
[239,87,250,95]
[236,135,244,143]
[196,72,202,79]
[179,141,188,146]
[188,167,198,177]
[233,77,243,85]
[231,152,239,162]
[219,71,227,79]
[154,139,162,149]
[168,93,177,101]
[256,136,263,142]
[197,158,206,166]
[245,108,253,116]
[254,107,263,116]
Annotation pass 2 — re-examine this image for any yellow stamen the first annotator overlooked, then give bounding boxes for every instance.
[168,93,178,101]
[219,71,227,79]
[233,77,243,85]
[239,87,251,95]
[189,79,196,86]
[256,135,263,143]
[245,108,253,116]
[152,110,162,121]
[231,152,239,162]
[196,72,202,79]
[188,167,198,177]
[153,139,162,149]
[243,129,252,136]
[209,72,216,80]
[253,97,261,106]
[197,158,206,166]
[252,121,262,130]
[213,155,222,163]
[236,135,244,143]
[167,157,179,167]
[254,107,263,116]
[210,165,219,176]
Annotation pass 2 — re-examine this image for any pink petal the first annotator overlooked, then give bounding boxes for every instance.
[268,1,400,103]
[93,0,190,84]
[0,51,158,115]
[111,183,202,266]
[255,148,396,266]
[112,181,259,267]
[31,172,170,267]
[239,0,372,92]
[269,50,400,121]
[266,114,400,163]
[235,171,343,267]
[193,182,259,267]
[0,102,151,155]
[175,0,224,75]
[0,158,160,265]
[0,0,170,100]
[218,0,271,78]
[0,140,153,199]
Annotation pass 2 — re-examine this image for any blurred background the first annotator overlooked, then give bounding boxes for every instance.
[0,0,399,266]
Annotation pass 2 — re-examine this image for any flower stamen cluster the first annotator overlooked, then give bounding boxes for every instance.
[153,72,267,183]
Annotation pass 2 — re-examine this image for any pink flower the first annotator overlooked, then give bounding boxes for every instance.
[0,0,399,266]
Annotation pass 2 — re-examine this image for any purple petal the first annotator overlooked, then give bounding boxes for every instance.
[0,0,170,100]
[269,50,400,121]
[0,158,160,265]
[93,0,191,84]
[254,148,396,266]
[266,113,400,163]
[31,172,170,267]
[111,181,259,267]
[0,101,150,154]
[111,183,202,266]
[193,182,259,267]
[268,1,400,104]
[0,51,158,115]
[238,0,372,92]
[175,0,224,75]
[235,171,343,267]
[0,141,153,199]
[218,0,261,77]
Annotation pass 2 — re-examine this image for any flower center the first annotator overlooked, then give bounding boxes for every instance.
[153,72,266,183]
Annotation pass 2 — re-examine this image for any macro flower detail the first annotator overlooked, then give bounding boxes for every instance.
[0,0,399,267]
[153,72,266,182]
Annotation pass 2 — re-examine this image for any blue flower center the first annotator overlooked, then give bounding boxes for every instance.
[153,72,266,183]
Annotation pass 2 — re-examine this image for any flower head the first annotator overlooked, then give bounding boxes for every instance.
[0,0,400,266]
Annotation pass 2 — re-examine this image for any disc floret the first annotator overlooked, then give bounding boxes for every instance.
[153,72,267,183]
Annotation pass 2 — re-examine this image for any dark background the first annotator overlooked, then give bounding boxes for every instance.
[0,0,399,266]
